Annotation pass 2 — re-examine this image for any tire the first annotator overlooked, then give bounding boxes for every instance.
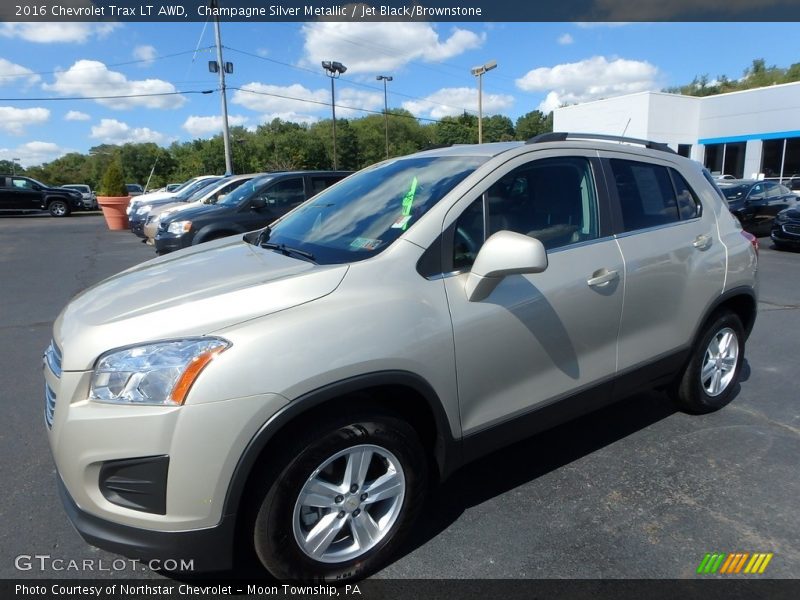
[675,310,745,414]
[48,199,70,217]
[251,411,428,581]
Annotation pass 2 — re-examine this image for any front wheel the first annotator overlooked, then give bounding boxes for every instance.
[252,412,428,581]
[48,200,70,217]
[674,310,745,414]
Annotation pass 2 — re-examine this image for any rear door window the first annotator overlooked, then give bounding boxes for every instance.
[610,159,680,232]
[669,169,702,220]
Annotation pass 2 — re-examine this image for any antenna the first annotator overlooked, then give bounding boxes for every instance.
[620,118,631,140]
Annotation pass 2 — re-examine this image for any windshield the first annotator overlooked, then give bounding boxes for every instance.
[260,156,485,264]
[216,175,274,206]
[174,177,221,201]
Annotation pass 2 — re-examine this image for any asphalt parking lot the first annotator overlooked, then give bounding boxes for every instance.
[1,212,798,580]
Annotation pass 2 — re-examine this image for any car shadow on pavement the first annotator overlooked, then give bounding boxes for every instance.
[170,361,751,581]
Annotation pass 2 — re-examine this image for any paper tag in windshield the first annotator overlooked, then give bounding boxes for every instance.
[391,215,412,229]
[350,237,382,251]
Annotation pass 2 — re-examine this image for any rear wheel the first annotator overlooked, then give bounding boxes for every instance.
[674,310,744,413]
[48,199,70,217]
[251,411,428,581]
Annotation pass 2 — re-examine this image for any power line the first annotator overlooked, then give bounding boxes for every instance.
[229,86,450,124]
[0,90,214,102]
[0,47,215,82]
[223,45,478,116]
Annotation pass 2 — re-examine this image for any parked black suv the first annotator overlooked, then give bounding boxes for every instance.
[154,171,351,254]
[0,175,84,217]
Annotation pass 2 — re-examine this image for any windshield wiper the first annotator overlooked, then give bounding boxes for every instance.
[261,242,316,263]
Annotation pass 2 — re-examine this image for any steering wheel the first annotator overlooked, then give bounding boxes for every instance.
[454,226,480,266]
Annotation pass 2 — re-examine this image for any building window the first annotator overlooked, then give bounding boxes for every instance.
[704,142,746,179]
[678,144,692,158]
[761,137,800,181]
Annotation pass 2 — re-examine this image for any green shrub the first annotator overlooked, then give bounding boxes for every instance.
[98,159,128,196]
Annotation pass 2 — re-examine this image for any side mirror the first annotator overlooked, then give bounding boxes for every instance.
[465,231,548,302]
[251,196,266,210]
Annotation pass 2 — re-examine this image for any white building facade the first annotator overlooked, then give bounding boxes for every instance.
[553,82,800,181]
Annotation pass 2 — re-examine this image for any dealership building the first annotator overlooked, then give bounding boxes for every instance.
[553,81,800,181]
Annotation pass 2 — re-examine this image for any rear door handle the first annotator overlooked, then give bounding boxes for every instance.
[693,234,712,250]
[587,269,619,287]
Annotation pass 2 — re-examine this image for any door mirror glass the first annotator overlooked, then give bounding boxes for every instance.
[251,196,267,210]
[465,231,548,302]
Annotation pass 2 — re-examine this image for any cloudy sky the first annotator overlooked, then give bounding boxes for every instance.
[0,20,796,166]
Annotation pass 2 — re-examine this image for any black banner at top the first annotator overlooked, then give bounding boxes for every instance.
[2,0,800,22]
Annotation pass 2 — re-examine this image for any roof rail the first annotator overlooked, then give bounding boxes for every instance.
[526,132,676,154]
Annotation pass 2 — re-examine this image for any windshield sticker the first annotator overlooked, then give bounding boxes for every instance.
[391,215,412,229]
[350,237,383,251]
[400,176,418,230]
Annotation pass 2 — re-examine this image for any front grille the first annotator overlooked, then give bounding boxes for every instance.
[44,341,62,378]
[45,383,56,429]
[783,223,800,235]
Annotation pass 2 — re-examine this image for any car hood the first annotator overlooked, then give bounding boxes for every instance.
[54,238,348,370]
[161,202,230,223]
[778,206,800,221]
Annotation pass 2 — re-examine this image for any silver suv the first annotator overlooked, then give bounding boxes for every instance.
[44,134,758,581]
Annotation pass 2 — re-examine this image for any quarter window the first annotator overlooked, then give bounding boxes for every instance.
[610,159,680,232]
[670,169,702,220]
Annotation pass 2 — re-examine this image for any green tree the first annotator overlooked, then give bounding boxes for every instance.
[482,115,515,142]
[98,159,127,196]
[515,110,553,140]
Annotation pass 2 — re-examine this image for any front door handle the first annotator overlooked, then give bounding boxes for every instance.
[587,268,619,287]
[693,234,712,250]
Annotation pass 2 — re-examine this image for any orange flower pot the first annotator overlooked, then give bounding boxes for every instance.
[97,196,131,230]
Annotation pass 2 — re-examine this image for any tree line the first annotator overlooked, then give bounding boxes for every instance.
[663,58,800,97]
[6,109,554,189]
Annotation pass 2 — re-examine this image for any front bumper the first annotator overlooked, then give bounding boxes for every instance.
[129,216,147,238]
[771,222,800,246]
[58,476,235,571]
[154,232,191,254]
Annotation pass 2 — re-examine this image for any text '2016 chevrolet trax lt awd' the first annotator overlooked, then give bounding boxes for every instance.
[45,133,757,581]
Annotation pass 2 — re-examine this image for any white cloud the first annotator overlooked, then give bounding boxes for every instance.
[44,60,186,110]
[0,22,119,44]
[232,81,387,123]
[90,118,168,144]
[0,106,50,135]
[133,45,157,66]
[302,22,485,74]
[0,58,40,86]
[402,87,514,120]
[182,114,249,137]
[0,141,70,167]
[515,56,660,112]
[558,33,574,45]
[64,110,91,121]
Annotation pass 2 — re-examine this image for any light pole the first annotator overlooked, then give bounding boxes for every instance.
[470,60,497,144]
[210,0,234,175]
[376,75,393,159]
[12,158,20,175]
[322,61,347,170]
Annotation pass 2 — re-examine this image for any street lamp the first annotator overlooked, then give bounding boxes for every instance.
[12,158,20,175]
[322,61,347,170]
[376,75,393,159]
[470,60,497,144]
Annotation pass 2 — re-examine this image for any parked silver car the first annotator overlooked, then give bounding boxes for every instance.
[45,134,758,580]
[60,184,96,210]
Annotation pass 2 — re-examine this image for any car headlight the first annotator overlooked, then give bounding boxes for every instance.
[167,220,192,235]
[89,338,230,406]
[136,205,152,216]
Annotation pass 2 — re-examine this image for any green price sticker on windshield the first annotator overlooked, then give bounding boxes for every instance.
[400,176,418,230]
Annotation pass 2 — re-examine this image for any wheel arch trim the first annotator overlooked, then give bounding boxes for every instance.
[220,370,460,521]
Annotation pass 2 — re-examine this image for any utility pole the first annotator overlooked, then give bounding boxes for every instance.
[470,60,497,144]
[377,75,393,159]
[211,0,233,175]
